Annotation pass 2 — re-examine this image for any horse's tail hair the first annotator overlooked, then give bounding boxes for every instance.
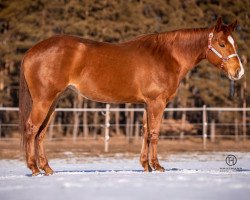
[19,58,32,149]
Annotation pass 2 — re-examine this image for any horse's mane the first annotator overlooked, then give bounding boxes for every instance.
[124,27,211,58]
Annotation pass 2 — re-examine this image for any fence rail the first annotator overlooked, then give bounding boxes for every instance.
[1,107,250,112]
[0,106,249,152]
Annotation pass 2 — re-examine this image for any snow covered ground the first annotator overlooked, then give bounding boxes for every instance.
[0,152,250,200]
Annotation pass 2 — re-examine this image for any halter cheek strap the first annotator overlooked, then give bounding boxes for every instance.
[206,32,238,68]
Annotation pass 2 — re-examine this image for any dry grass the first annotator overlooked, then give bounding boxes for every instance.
[1,136,250,160]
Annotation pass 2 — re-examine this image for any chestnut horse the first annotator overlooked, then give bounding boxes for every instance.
[19,17,244,176]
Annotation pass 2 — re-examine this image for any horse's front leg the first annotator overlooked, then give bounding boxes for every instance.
[140,110,152,172]
[36,99,60,176]
[147,99,165,172]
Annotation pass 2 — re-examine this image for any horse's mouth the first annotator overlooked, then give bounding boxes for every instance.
[227,73,240,81]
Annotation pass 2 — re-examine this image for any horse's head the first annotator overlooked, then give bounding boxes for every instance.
[206,17,244,80]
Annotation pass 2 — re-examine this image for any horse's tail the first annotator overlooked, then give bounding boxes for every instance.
[19,58,32,149]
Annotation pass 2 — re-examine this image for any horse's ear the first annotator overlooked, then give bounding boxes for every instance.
[228,19,238,32]
[215,17,222,32]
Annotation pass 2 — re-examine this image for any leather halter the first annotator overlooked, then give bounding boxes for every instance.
[206,32,238,68]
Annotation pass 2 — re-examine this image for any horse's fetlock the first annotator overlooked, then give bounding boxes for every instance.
[39,161,48,170]
[27,162,37,170]
[150,158,158,163]
[140,154,148,161]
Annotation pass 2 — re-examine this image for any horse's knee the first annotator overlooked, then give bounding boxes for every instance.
[150,131,159,144]
[142,126,150,141]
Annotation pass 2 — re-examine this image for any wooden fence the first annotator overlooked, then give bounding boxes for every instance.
[0,106,249,152]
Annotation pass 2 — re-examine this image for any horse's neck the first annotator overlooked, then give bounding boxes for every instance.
[169,28,211,76]
[131,28,212,78]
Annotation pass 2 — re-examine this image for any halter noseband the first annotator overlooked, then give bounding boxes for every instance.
[206,32,238,68]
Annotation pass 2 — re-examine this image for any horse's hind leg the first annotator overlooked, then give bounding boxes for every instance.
[36,98,59,175]
[35,115,54,175]
[25,100,56,176]
[140,110,152,172]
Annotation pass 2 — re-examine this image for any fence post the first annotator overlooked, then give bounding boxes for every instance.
[104,104,110,152]
[135,120,140,140]
[234,117,239,142]
[115,106,120,135]
[129,109,134,140]
[180,111,186,140]
[210,119,215,143]
[202,105,207,149]
[0,119,1,139]
[83,101,89,138]
[243,100,246,141]
[125,104,130,140]
[72,96,82,142]
[92,102,98,139]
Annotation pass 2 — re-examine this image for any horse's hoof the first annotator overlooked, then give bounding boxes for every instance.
[45,171,53,176]
[31,170,41,176]
[151,162,165,172]
[155,165,165,172]
[143,164,153,172]
[44,166,54,176]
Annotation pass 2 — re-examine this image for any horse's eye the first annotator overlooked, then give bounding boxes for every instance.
[219,43,225,48]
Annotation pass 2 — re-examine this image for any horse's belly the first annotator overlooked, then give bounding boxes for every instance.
[68,84,144,104]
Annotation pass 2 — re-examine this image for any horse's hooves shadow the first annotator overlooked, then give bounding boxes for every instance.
[25,168,250,176]
[55,169,144,173]
[25,169,143,176]
[25,168,184,176]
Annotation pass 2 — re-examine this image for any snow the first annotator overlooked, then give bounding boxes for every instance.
[0,152,250,200]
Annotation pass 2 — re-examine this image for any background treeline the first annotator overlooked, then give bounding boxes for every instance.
[0,0,249,138]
